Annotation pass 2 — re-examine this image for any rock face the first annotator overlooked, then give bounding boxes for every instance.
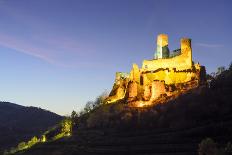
[106,34,206,106]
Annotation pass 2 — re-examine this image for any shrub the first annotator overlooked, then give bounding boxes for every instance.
[198,138,223,155]
[225,142,232,154]
[17,141,27,151]
[41,135,46,142]
[28,136,38,147]
[61,119,72,136]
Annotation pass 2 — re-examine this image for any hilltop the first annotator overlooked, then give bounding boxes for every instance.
[5,34,232,155]
[12,63,232,155]
[0,102,63,153]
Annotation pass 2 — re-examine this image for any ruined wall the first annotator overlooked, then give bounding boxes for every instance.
[106,72,129,103]
[142,38,192,71]
[151,81,166,100]
[129,63,140,84]
[115,72,129,85]
[143,64,201,85]
[143,74,151,100]
[143,85,151,100]
[128,81,138,98]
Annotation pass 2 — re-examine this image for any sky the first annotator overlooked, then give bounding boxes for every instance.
[0,0,231,115]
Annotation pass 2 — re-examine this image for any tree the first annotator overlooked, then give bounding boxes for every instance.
[91,91,109,108]
[216,66,225,76]
[28,136,38,147]
[71,110,78,120]
[41,135,46,142]
[17,142,27,150]
[198,138,219,155]
[210,72,216,78]
[82,91,109,114]
[229,62,232,71]
[61,119,72,135]
[84,101,94,113]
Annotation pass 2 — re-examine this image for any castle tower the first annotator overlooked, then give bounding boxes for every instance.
[129,63,140,84]
[180,38,192,67]
[155,34,170,59]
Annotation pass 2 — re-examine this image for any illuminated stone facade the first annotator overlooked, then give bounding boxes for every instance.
[106,34,206,106]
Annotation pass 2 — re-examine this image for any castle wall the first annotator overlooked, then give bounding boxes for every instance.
[130,64,140,84]
[106,78,128,103]
[144,65,199,85]
[142,38,192,71]
[142,74,151,100]
[151,81,166,100]
[128,81,138,98]
[144,85,151,100]
[115,72,129,84]
[116,86,125,98]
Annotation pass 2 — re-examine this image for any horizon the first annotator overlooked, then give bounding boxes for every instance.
[0,0,231,115]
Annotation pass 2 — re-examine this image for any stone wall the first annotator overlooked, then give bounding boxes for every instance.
[142,38,192,71]
[143,85,151,100]
[128,81,138,98]
[130,63,140,84]
[106,79,128,103]
[151,81,166,100]
[115,72,129,85]
[143,64,202,85]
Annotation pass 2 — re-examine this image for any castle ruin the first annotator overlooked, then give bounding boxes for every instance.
[106,34,206,107]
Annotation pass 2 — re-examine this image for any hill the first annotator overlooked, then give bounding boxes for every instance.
[13,63,232,155]
[0,102,63,153]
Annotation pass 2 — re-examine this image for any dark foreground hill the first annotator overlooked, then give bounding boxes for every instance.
[15,65,232,155]
[0,102,63,152]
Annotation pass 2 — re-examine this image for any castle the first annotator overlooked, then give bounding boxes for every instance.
[106,34,206,107]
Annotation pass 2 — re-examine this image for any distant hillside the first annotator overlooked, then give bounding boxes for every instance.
[0,102,63,152]
[15,64,232,155]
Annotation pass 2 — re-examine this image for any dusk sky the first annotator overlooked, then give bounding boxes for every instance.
[0,0,231,115]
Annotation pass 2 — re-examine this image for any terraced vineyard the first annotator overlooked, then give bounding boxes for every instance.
[15,66,232,155]
[17,117,232,155]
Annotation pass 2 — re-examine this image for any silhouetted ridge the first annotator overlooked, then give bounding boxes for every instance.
[0,102,63,153]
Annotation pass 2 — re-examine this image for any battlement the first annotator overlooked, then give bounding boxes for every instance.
[143,35,192,72]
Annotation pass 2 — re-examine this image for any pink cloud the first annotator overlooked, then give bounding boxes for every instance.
[0,32,104,69]
[0,33,57,64]
[0,4,99,68]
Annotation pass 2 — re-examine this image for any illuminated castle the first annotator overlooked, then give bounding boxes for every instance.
[106,34,206,106]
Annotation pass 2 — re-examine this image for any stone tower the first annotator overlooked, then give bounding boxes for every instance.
[180,38,192,68]
[155,34,170,59]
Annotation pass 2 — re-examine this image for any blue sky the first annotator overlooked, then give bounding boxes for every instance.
[0,0,231,115]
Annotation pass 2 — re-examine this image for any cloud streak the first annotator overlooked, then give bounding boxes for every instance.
[0,31,100,68]
[195,43,224,48]
[0,4,99,68]
[0,33,57,64]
